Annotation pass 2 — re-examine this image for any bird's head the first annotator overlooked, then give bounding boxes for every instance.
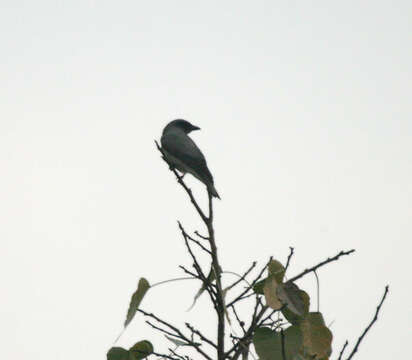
[165,119,200,134]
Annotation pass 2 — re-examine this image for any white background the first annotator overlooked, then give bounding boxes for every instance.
[1,1,411,359]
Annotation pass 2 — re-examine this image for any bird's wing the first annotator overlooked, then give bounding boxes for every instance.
[161,132,214,185]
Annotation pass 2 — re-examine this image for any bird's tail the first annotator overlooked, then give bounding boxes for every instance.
[208,184,221,200]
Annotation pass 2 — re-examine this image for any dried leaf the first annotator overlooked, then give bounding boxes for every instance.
[124,278,150,327]
[300,312,333,360]
[282,289,310,325]
[268,259,286,283]
[277,281,306,316]
[264,275,282,310]
[254,259,285,295]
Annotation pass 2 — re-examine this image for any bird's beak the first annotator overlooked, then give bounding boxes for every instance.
[192,125,201,131]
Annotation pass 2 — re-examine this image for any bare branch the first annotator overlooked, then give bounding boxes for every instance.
[151,350,183,360]
[337,340,349,360]
[345,285,389,360]
[138,309,213,360]
[285,247,295,271]
[157,141,225,359]
[178,221,216,297]
[257,309,280,328]
[227,257,272,307]
[231,305,246,334]
[224,262,257,293]
[155,140,208,222]
[145,320,181,339]
[187,234,212,254]
[194,230,209,240]
[186,322,218,349]
[179,265,200,279]
[229,305,270,360]
[288,249,355,283]
[205,190,226,359]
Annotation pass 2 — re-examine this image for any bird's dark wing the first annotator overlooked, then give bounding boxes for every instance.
[161,132,214,185]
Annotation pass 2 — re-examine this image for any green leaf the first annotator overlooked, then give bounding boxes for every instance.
[124,278,150,327]
[282,289,310,325]
[129,340,153,360]
[107,347,129,360]
[253,279,265,294]
[300,312,332,360]
[283,325,303,360]
[268,259,286,283]
[264,275,282,310]
[253,327,283,360]
[253,326,303,360]
[277,282,306,317]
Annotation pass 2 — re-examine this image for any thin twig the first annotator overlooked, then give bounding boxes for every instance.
[229,305,270,360]
[345,285,389,360]
[138,309,212,360]
[178,221,216,298]
[285,247,295,271]
[227,257,272,308]
[169,348,187,360]
[231,305,246,334]
[187,234,212,254]
[226,297,267,359]
[186,322,218,349]
[337,340,349,360]
[179,265,199,279]
[288,249,355,283]
[145,320,180,338]
[138,309,185,339]
[151,350,182,360]
[258,309,279,327]
[224,262,257,292]
[194,230,209,240]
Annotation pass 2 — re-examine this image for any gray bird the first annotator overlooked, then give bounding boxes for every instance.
[161,119,220,199]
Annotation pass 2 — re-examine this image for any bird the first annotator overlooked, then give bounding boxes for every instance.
[161,119,220,199]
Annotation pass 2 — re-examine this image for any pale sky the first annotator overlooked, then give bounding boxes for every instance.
[1,1,411,359]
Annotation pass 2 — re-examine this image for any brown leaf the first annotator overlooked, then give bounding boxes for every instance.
[300,312,333,360]
[263,275,282,310]
[281,289,310,325]
[268,259,286,283]
[277,281,306,316]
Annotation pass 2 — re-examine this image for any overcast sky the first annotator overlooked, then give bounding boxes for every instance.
[1,1,411,359]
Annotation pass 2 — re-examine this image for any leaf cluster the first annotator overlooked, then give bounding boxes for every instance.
[252,259,332,360]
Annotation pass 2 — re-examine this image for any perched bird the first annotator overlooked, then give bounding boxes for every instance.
[161,119,220,199]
